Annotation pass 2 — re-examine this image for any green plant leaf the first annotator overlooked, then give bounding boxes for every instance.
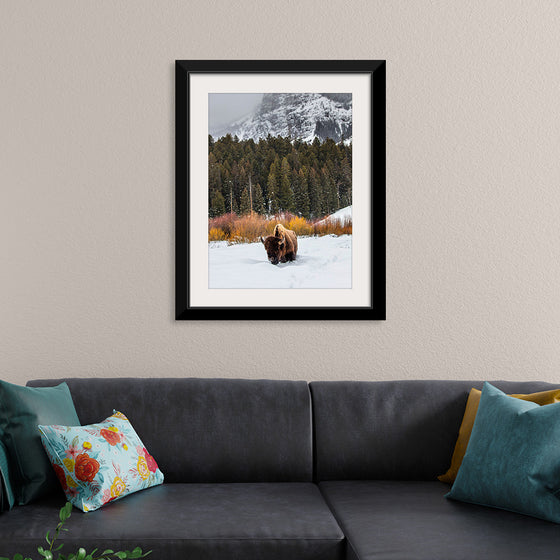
[59,503,72,522]
[0,556,10,560]
[37,546,53,560]
[28,500,149,560]
[14,554,23,560]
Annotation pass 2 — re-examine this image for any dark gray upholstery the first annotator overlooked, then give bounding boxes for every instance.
[0,483,344,560]
[10,377,559,560]
[320,481,560,560]
[27,378,313,482]
[310,380,559,480]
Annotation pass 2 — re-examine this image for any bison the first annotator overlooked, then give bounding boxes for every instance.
[260,224,298,265]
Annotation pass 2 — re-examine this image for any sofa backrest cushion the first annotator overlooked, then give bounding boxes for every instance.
[27,378,313,483]
[310,380,560,481]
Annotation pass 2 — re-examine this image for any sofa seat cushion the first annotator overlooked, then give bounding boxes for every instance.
[0,483,344,560]
[320,481,560,560]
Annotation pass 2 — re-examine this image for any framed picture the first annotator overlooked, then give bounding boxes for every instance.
[176,60,385,320]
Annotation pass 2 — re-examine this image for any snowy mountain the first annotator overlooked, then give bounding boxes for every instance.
[210,93,352,144]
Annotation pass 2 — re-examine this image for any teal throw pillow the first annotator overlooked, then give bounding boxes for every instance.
[39,411,164,512]
[0,380,80,504]
[0,439,15,510]
[446,382,560,523]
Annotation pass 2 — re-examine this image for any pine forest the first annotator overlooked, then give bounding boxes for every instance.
[208,134,352,220]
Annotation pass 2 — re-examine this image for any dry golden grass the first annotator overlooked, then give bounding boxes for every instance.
[208,212,352,243]
[313,217,352,237]
[230,214,269,243]
[208,227,228,241]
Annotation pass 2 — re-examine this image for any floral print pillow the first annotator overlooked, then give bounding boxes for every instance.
[38,411,164,512]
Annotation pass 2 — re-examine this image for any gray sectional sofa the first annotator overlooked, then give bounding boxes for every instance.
[1,377,560,559]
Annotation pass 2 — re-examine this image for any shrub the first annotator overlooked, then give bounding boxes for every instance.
[208,227,227,241]
[286,216,314,237]
[313,217,352,237]
[230,214,268,243]
[208,213,238,238]
[208,213,352,243]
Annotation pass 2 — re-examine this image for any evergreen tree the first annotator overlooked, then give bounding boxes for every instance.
[208,153,222,195]
[288,147,301,172]
[231,161,242,205]
[339,156,352,208]
[220,162,232,212]
[269,187,280,215]
[267,157,281,215]
[209,191,226,217]
[253,183,266,215]
[311,137,321,162]
[322,166,338,214]
[278,157,294,212]
[208,135,352,218]
[223,177,236,214]
[294,168,310,218]
[239,187,251,215]
[308,166,322,218]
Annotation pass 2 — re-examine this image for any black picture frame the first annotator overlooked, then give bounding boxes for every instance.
[176,60,385,320]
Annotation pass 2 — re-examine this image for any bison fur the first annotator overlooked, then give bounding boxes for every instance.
[260,224,298,265]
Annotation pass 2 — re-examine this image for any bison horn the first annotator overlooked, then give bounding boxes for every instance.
[260,236,265,244]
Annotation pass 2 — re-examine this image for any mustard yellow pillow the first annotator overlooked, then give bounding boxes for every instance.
[438,387,560,484]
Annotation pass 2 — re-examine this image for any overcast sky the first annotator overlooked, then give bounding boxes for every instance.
[208,93,263,130]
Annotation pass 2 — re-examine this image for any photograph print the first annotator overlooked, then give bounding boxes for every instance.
[208,91,353,289]
[176,60,385,320]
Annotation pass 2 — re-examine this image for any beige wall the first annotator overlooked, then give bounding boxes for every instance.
[2,1,560,385]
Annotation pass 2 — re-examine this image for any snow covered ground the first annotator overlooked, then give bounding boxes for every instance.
[209,235,352,289]
[318,205,352,224]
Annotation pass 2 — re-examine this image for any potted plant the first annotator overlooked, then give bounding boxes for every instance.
[0,502,151,560]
